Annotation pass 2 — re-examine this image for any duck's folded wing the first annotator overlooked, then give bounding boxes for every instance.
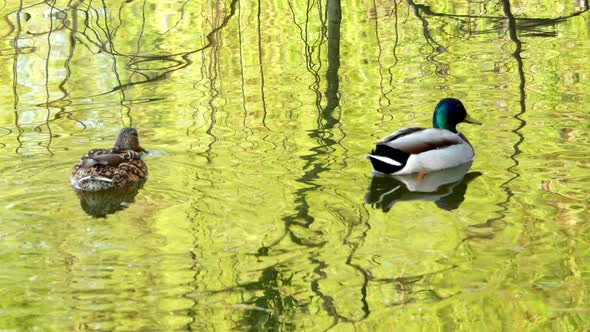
[81,150,140,168]
[377,127,425,144]
[381,128,464,154]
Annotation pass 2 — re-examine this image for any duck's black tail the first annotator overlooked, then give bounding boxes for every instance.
[366,144,410,174]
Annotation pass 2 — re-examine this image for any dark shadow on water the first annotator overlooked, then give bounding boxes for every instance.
[74,180,145,218]
[365,163,481,212]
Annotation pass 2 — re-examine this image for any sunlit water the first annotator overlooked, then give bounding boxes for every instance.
[0,0,589,330]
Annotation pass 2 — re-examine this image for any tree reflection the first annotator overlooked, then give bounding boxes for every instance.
[247,0,370,326]
[323,0,341,128]
[238,266,298,332]
[2,0,589,329]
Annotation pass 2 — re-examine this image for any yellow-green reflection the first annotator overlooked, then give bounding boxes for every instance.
[0,0,588,330]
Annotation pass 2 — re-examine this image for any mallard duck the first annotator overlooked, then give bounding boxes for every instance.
[366,98,481,174]
[71,128,148,191]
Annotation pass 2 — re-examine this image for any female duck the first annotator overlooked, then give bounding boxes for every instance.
[71,128,148,191]
[366,98,481,174]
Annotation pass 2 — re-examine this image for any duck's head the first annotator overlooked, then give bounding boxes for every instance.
[433,98,482,133]
[113,127,146,152]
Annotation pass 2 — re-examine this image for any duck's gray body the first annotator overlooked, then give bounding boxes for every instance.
[366,127,475,175]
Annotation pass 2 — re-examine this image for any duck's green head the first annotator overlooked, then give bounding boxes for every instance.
[433,98,481,133]
[113,127,146,153]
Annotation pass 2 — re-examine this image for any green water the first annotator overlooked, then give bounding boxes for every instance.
[0,0,589,330]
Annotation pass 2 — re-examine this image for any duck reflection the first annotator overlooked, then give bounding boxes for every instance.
[365,162,481,212]
[74,180,145,217]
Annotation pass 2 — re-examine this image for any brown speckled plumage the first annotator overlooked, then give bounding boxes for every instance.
[71,128,148,191]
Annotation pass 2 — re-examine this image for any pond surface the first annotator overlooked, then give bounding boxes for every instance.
[0,0,589,330]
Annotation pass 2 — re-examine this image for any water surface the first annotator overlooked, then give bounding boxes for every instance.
[0,0,589,330]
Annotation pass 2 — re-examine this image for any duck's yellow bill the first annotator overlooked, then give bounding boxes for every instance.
[464,114,482,125]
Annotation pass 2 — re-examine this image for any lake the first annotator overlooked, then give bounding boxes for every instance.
[0,0,589,330]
